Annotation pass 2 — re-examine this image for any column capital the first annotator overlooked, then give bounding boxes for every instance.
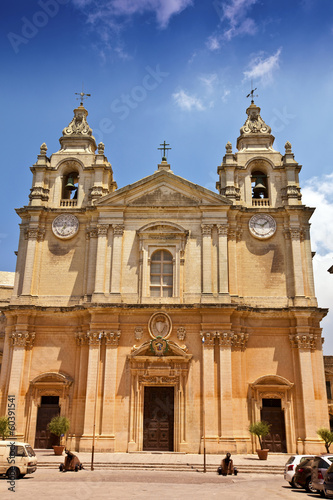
[201,224,213,236]
[200,331,216,347]
[216,331,233,347]
[97,224,109,236]
[113,224,125,235]
[25,228,39,240]
[289,333,317,350]
[10,331,35,348]
[86,331,103,345]
[104,330,121,346]
[217,224,229,236]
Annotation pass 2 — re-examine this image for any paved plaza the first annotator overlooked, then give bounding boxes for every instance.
[0,451,317,500]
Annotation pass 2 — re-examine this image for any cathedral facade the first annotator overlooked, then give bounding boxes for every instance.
[0,100,329,454]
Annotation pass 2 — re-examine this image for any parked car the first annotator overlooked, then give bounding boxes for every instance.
[311,454,333,496]
[294,456,317,493]
[0,441,37,479]
[324,462,333,498]
[284,454,314,487]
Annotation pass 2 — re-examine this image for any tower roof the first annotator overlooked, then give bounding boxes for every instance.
[236,102,275,151]
[59,104,97,153]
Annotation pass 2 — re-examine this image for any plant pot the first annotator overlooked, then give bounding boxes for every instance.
[256,449,269,460]
[53,445,65,456]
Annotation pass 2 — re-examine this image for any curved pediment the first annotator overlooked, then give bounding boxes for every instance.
[137,221,188,238]
[30,371,73,387]
[251,374,293,388]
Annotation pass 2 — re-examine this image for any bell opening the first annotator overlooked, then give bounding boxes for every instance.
[251,171,268,199]
[62,172,79,200]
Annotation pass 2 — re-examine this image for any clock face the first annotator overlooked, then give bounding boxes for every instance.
[249,214,276,239]
[52,214,79,240]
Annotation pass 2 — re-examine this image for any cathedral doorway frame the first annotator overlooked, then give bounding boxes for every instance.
[127,354,191,452]
[26,372,73,446]
[249,375,295,453]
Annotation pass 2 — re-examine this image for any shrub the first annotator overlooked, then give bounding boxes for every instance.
[0,416,10,440]
[47,416,70,445]
[249,421,271,449]
[317,428,333,453]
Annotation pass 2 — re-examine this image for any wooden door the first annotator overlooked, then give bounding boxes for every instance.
[261,399,287,452]
[143,387,174,451]
[35,396,60,449]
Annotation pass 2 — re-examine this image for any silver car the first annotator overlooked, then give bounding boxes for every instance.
[311,454,333,495]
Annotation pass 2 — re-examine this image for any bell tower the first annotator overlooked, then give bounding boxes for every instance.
[29,103,117,210]
[216,100,302,209]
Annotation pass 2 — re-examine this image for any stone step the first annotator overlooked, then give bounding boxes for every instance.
[37,462,284,474]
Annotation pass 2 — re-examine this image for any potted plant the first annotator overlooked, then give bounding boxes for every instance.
[317,428,333,453]
[249,421,271,460]
[47,416,70,455]
[0,416,10,440]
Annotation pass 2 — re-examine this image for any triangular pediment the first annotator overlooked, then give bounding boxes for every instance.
[95,170,232,207]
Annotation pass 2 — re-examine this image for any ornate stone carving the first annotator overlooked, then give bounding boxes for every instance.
[148,312,172,339]
[217,224,229,236]
[25,228,39,240]
[10,331,35,348]
[289,228,303,240]
[281,186,302,201]
[222,186,241,200]
[75,333,88,346]
[98,142,105,154]
[240,104,271,135]
[201,224,213,236]
[200,332,215,347]
[134,327,144,341]
[86,331,102,345]
[216,331,233,347]
[289,333,317,350]
[90,186,108,198]
[29,186,50,202]
[113,224,125,236]
[177,327,186,341]
[37,227,46,241]
[216,331,249,350]
[62,106,93,137]
[232,333,249,350]
[138,375,179,385]
[104,331,121,346]
[228,227,242,241]
[89,229,98,238]
[97,224,109,236]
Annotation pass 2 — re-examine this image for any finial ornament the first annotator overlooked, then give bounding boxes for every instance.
[75,84,91,106]
[158,141,171,161]
[285,141,292,153]
[98,142,105,154]
[246,81,258,104]
[225,141,232,153]
[40,143,47,155]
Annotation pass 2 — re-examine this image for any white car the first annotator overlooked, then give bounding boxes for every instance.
[284,454,314,487]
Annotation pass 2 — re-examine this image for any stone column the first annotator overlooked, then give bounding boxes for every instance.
[289,332,318,449]
[201,332,218,451]
[100,331,121,451]
[110,224,124,296]
[93,224,109,296]
[86,229,98,296]
[201,225,213,295]
[8,331,35,438]
[290,228,305,297]
[82,332,102,444]
[217,332,234,439]
[217,224,229,295]
[228,226,239,296]
[21,228,39,296]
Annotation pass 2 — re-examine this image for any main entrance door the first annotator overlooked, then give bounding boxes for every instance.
[143,386,174,451]
[261,398,287,452]
[35,396,60,449]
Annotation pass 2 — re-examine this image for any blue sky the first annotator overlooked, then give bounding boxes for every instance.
[1,0,333,350]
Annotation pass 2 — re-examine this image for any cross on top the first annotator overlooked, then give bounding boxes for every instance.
[75,85,91,106]
[158,141,171,161]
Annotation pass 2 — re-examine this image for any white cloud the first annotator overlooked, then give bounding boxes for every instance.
[73,0,193,29]
[206,35,221,51]
[199,74,218,92]
[221,89,230,102]
[172,90,205,111]
[243,48,281,86]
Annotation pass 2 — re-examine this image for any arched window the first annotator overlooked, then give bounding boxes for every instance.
[251,170,268,199]
[150,250,173,297]
[61,172,79,203]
